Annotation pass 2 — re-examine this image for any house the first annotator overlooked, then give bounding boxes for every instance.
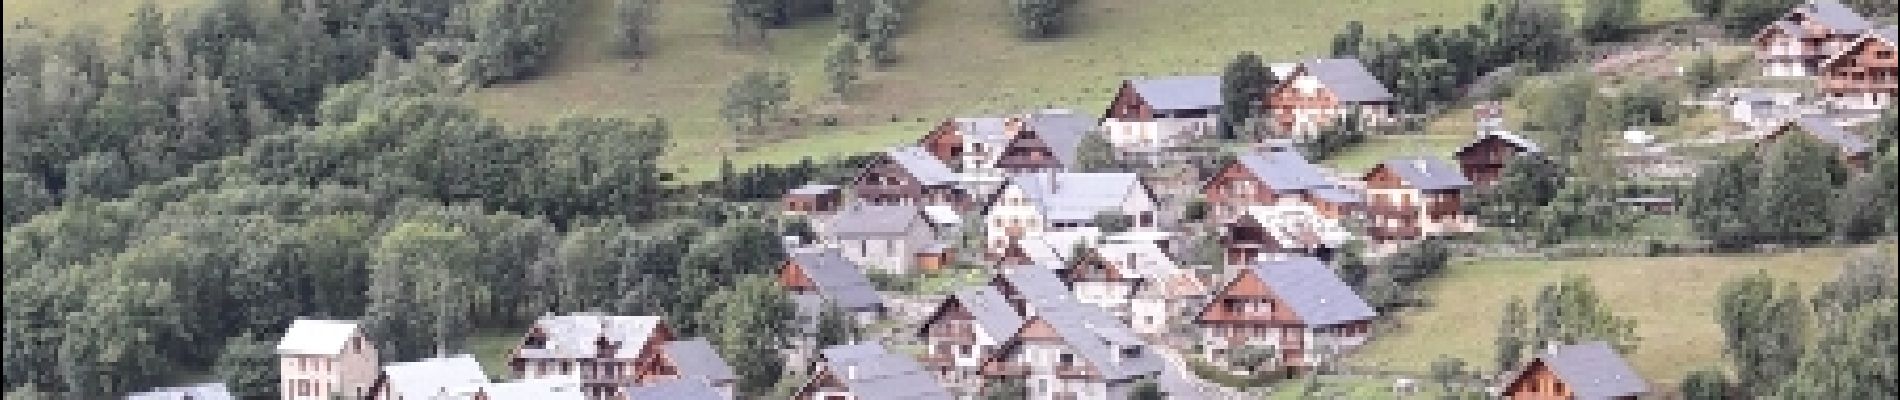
[982,173,1159,256]
[1220,204,1355,265]
[1361,157,1475,241]
[783,184,844,215]
[979,268,1165,400]
[1722,89,1808,132]
[817,204,947,274]
[1762,116,1876,170]
[1101,76,1223,155]
[1500,342,1648,400]
[778,247,888,321]
[125,383,234,400]
[852,146,968,210]
[1066,241,1205,335]
[508,313,677,400]
[657,339,737,398]
[276,319,379,400]
[366,355,490,400]
[435,376,588,400]
[1819,26,1898,110]
[1194,257,1376,373]
[993,109,1099,173]
[795,343,956,400]
[1453,131,1542,186]
[1202,149,1361,223]
[625,378,729,400]
[1264,59,1396,136]
[915,286,1025,393]
[1753,0,1876,77]
[919,116,1015,195]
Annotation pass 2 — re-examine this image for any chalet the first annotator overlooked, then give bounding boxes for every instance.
[625,378,728,400]
[1361,157,1475,241]
[1762,116,1876,170]
[783,184,843,215]
[1264,59,1396,137]
[979,274,1165,400]
[1101,76,1223,155]
[1194,257,1376,373]
[1202,149,1360,223]
[1754,0,1876,77]
[817,204,947,274]
[367,355,490,400]
[915,286,1025,393]
[993,109,1098,173]
[1220,204,1354,265]
[508,313,677,400]
[1819,27,1898,110]
[276,319,380,400]
[1067,241,1205,335]
[778,248,887,321]
[125,383,234,400]
[852,146,967,209]
[1500,342,1648,400]
[434,376,587,400]
[996,231,1096,270]
[795,343,956,400]
[983,173,1158,255]
[1453,131,1542,186]
[920,116,1014,193]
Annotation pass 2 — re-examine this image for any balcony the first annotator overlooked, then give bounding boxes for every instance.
[983,362,1029,376]
[1369,226,1422,239]
[916,353,957,369]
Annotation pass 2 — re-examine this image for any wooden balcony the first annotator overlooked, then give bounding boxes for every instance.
[983,362,1029,376]
[1369,225,1422,239]
[916,353,956,369]
[1054,364,1095,379]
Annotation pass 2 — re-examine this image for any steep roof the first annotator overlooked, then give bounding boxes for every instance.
[1127,75,1224,111]
[663,339,736,383]
[1093,241,1182,281]
[1538,342,1649,400]
[380,355,490,400]
[124,383,234,400]
[788,248,885,311]
[1377,156,1472,190]
[517,314,665,360]
[824,204,930,238]
[1803,0,1875,32]
[943,286,1025,341]
[885,146,958,186]
[1251,257,1376,326]
[1235,150,1338,192]
[816,344,956,400]
[998,267,1152,360]
[953,117,1013,147]
[1789,116,1874,154]
[1011,173,1148,222]
[1028,305,1165,381]
[1459,130,1543,155]
[1242,205,1354,250]
[625,378,726,400]
[275,319,362,355]
[1821,26,1900,68]
[1023,109,1098,166]
[1301,59,1395,103]
[442,376,586,400]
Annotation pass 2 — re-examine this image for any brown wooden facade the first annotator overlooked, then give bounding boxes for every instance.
[1502,360,1599,400]
[1193,269,1371,370]
[778,260,820,294]
[850,153,968,209]
[1104,81,1156,122]
[1201,161,1354,223]
[506,321,678,400]
[991,130,1066,173]
[1361,164,1464,241]
[920,119,968,165]
[1820,35,1898,106]
[1455,135,1534,187]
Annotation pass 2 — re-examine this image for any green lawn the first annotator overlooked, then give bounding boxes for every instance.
[1353,246,1887,388]
[467,329,523,378]
[1323,133,1474,174]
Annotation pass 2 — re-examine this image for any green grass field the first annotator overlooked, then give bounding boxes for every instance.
[467,329,522,377]
[1353,246,1890,387]
[3,0,208,40]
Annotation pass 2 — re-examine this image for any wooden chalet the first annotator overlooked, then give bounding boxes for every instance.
[1194,257,1375,373]
[1201,149,1361,223]
[1263,59,1396,137]
[1819,27,1898,110]
[852,146,968,210]
[507,314,680,400]
[795,344,954,400]
[914,286,1024,394]
[1101,76,1223,155]
[782,184,843,215]
[1753,0,1877,77]
[991,109,1097,173]
[1500,342,1647,400]
[1361,157,1474,241]
[1454,131,1543,187]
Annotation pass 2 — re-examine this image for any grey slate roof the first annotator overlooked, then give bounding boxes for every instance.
[1024,109,1098,166]
[1792,116,1874,154]
[517,314,664,360]
[1380,156,1472,190]
[1128,75,1224,111]
[663,339,736,383]
[125,383,234,400]
[626,378,726,400]
[1302,59,1395,103]
[1011,172,1147,222]
[888,146,959,186]
[789,248,885,311]
[997,267,1159,380]
[824,204,928,238]
[955,117,1013,147]
[1236,150,1337,192]
[953,286,1025,341]
[1311,186,1364,204]
[1251,257,1376,326]
[817,344,956,400]
[1805,0,1874,32]
[1540,342,1649,400]
[788,184,840,196]
[380,355,490,400]
[276,319,362,355]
